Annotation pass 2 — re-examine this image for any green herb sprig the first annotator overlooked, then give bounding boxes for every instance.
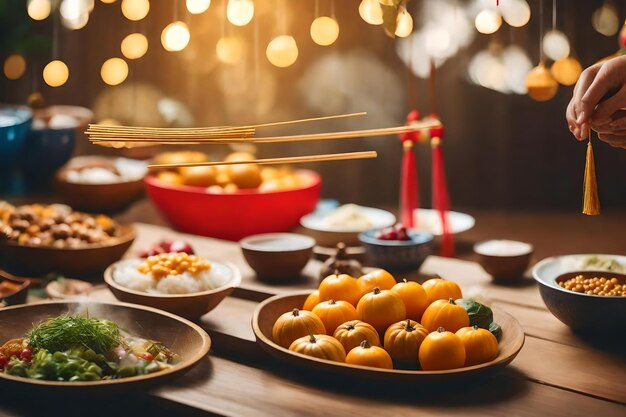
[27,315,121,355]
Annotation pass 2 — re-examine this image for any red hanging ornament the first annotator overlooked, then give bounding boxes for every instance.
[399,110,420,228]
[429,121,454,258]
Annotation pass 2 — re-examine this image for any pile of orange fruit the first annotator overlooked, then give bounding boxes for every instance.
[272,270,499,370]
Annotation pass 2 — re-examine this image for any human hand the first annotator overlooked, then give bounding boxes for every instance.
[566,55,626,142]
[590,109,626,149]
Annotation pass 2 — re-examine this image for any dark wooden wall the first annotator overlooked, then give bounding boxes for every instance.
[2,0,626,211]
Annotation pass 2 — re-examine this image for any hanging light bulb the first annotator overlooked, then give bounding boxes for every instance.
[60,0,90,30]
[161,21,190,52]
[501,0,531,28]
[310,16,339,46]
[592,3,619,37]
[226,0,254,27]
[216,36,244,64]
[526,63,558,101]
[475,9,502,34]
[358,0,382,26]
[43,60,69,87]
[425,27,451,58]
[186,0,210,14]
[395,7,413,38]
[101,0,117,3]
[551,57,583,86]
[543,29,570,61]
[3,54,27,80]
[121,0,150,21]
[100,57,129,86]
[27,0,51,20]
[266,35,298,68]
[121,33,148,59]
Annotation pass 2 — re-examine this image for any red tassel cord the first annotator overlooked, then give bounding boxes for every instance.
[430,126,454,258]
[399,110,421,228]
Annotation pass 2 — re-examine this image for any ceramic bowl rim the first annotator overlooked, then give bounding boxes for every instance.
[239,233,316,253]
[300,206,396,233]
[473,239,535,257]
[532,254,626,300]
[104,258,242,299]
[358,229,433,247]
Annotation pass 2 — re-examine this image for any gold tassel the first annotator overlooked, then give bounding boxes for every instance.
[582,131,600,216]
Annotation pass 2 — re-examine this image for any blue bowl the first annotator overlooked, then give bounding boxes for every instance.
[359,229,433,271]
[21,126,76,180]
[0,105,33,170]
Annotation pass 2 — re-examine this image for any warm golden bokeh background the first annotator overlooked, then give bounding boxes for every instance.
[2,0,625,210]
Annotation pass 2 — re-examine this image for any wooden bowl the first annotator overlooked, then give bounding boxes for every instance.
[0,276,30,307]
[104,259,241,319]
[252,291,525,383]
[240,233,315,280]
[0,301,210,392]
[474,240,534,282]
[0,225,136,278]
[55,173,144,213]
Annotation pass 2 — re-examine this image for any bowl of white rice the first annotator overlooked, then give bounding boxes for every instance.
[104,255,241,319]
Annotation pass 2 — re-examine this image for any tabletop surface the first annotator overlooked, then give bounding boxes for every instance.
[1,200,625,417]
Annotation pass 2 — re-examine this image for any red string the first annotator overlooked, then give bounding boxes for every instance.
[400,143,418,227]
[431,132,454,257]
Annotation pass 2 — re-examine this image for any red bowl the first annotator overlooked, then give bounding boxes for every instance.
[145,169,321,241]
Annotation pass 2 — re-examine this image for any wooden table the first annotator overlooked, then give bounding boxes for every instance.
[2,207,626,417]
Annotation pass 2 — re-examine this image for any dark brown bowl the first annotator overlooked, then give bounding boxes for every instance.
[104,259,241,319]
[0,276,30,307]
[0,225,135,278]
[55,169,144,213]
[0,300,211,392]
[474,240,534,281]
[240,233,315,280]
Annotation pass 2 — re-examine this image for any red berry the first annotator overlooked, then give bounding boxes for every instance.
[0,354,8,369]
[159,241,173,252]
[169,240,194,254]
[141,352,154,361]
[19,348,32,362]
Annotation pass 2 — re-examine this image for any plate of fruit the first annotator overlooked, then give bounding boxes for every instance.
[252,270,524,382]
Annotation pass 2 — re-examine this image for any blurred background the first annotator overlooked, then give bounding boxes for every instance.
[1,0,625,211]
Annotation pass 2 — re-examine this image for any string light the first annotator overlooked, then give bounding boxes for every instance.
[395,7,413,38]
[592,3,619,36]
[27,0,51,21]
[526,64,558,101]
[501,0,531,28]
[186,0,210,14]
[60,0,90,30]
[227,0,254,26]
[551,57,582,86]
[43,60,69,87]
[475,9,502,34]
[161,21,190,52]
[101,0,117,3]
[266,35,298,68]
[358,0,382,26]
[310,16,339,46]
[100,57,129,85]
[121,33,148,59]
[216,36,244,64]
[543,30,570,61]
[3,54,27,80]
[121,0,150,21]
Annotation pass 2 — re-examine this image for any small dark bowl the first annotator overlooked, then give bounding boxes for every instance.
[359,230,433,271]
[21,126,75,181]
[474,240,534,282]
[0,276,30,307]
[533,256,626,332]
[0,104,32,171]
[240,233,315,280]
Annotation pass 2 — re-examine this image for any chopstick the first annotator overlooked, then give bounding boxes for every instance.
[147,151,378,169]
[90,121,441,146]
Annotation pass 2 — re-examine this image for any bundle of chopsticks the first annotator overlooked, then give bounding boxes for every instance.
[85,112,441,169]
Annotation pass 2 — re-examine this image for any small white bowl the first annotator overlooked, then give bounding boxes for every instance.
[300,206,396,247]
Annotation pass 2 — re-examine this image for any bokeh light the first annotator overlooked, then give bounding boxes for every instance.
[101,0,117,3]
[526,64,558,102]
[475,9,502,34]
[216,36,244,64]
[395,8,413,38]
[27,0,51,20]
[121,33,148,59]
[226,0,254,27]
[161,21,191,52]
[43,60,69,87]
[186,0,210,14]
[3,54,27,80]
[551,57,583,86]
[358,0,383,25]
[501,0,530,28]
[310,16,340,46]
[100,57,129,86]
[543,30,570,61]
[60,0,90,30]
[121,0,150,21]
[266,35,298,68]
[592,3,619,37]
